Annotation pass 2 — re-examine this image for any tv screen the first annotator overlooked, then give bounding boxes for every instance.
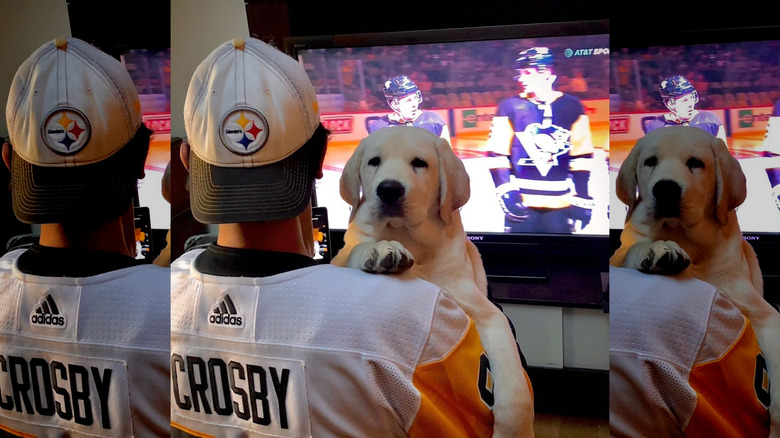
[609,36,780,234]
[287,21,611,240]
[608,27,780,306]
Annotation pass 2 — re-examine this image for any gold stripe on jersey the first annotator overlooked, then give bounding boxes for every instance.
[685,319,770,437]
[569,115,594,156]
[0,423,36,438]
[519,192,572,209]
[171,421,215,438]
[408,319,494,437]
[486,116,513,156]
[515,179,573,192]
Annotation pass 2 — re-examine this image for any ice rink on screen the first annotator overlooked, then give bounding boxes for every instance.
[316,137,611,236]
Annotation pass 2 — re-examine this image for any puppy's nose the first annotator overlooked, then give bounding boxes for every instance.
[653,179,682,218]
[652,179,682,201]
[376,180,405,204]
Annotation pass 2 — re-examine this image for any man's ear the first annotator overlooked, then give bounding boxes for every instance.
[180,141,190,173]
[388,100,400,113]
[316,139,327,179]
[2,141,12,171]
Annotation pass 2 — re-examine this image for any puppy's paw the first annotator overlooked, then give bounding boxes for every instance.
[638,240,690,274]
[360,240,414,274]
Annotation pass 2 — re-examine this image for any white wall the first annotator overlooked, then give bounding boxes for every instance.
[170,0,249,139]
[505,303,609,371]
[0,0,72,138]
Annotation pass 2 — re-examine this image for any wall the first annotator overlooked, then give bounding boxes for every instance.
[170,0,249,138]
[0,0,72,138]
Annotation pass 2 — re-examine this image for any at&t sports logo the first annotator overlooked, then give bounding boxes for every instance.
[564,47,609,57]
[30,291,67,328]
[209,292,244,328]
[220,107,269,155]
[41,107,90,155]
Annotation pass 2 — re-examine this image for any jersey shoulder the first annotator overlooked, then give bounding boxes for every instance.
[417,111,446,124]
[496,95,532,115]
[174,260,471,366]
[610,267,746,365]
[555,92,585,109]
[368,115,396,133]
[643,116,668,133]
[694,111,723,124]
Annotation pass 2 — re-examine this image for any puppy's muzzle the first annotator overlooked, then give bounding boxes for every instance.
[653,179,682,218]
[376,179,405,216]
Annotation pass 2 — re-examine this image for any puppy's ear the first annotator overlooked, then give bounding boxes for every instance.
[340,137,366,223]
[435,137,470,225]
[712,136,746,224]
[616,135,643,221]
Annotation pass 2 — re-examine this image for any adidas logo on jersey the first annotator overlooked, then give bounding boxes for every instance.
[209,292,244,328]
[30,291,67,328]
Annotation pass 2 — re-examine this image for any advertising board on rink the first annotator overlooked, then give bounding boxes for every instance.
[610,106,773,142]
[322,99,610,142]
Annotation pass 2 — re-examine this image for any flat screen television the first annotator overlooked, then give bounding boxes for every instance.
[285,20,611,308]
[609,26,780,306]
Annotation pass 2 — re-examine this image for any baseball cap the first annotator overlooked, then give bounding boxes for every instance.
[183,36,321,224]
[5,37,145,224]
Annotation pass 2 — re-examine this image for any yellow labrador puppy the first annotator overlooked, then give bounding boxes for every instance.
[611,126,780,436]
[332,126,534,437]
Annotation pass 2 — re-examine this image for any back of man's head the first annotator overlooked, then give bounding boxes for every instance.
[184,36,325,224]
[5,37,150,225]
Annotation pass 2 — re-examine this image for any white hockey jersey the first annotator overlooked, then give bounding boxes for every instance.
[610,267,770,437]
[0,248,170,437]
[170,248,498,437]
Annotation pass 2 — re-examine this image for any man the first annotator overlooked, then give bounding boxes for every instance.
[610,267,770,437]
[486,47,595,233]
[758,100,779,157]
[367,74,451,142]
[170,36,513,437]
[643,75,727,143]
[0,37,169,436]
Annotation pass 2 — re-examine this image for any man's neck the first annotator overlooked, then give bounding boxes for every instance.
[665,110,698,124]
[524,89,562,104]
[216,208,314,258]
[389,110,421,124]
[37,204,136,257]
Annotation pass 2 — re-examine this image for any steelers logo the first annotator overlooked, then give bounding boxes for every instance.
[219,107,269,155]
[41,107,91,155]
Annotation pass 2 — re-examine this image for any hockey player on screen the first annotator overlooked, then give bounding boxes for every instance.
[486,47,595,234]
[643,75,727,142]
[367,74,451,142]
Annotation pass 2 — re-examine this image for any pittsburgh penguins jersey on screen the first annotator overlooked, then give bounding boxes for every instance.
[0,248,170,437]
[486,93,592,208]
[367,111,448,137]
[170,247,501,437]
[610,267,770,438]
[643,111,724,137]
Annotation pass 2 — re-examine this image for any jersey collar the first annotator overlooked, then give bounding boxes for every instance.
[193,243,318,277]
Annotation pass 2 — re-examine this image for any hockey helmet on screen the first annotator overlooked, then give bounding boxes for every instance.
[659,75,698,101]
[383,75,422,103]
[514,47,554,77]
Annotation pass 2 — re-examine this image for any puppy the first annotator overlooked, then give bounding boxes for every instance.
[611,126,780,436]
[332,126,534,437]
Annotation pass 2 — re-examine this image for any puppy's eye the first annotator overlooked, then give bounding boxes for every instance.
[411,158,428,169]
[367,157,381,167]
[687,157,704,170]
[643,156,657,167]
